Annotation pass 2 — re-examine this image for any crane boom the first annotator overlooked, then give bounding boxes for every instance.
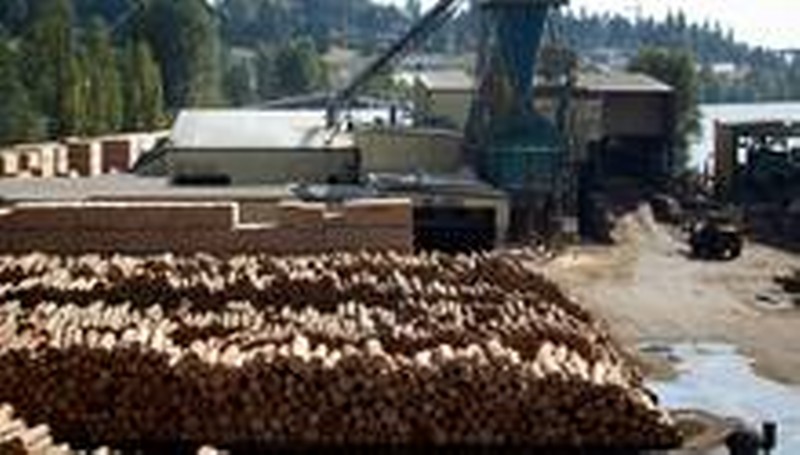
[327,0,463,127]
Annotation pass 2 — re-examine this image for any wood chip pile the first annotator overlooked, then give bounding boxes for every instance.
[0,252,681,450]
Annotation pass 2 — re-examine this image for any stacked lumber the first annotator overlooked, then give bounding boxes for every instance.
[0,404,71,454]
[0,251,682,449]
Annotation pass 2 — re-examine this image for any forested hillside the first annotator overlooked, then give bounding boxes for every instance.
[0,0,797,146]
[552,11,800,103]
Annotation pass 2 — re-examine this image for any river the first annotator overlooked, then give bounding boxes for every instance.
[689,102,800,169]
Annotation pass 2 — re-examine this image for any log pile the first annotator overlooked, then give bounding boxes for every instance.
[0,403,71,454]
[0,251,682,450]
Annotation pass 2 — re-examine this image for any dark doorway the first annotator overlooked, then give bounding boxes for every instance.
[414,207,497,253]
[597,136,670,183]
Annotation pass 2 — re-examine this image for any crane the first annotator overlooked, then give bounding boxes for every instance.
[326,0,464,128]
[326,0,571,241]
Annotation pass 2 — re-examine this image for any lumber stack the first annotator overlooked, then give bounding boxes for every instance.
[0,403,72,455]
[0,251,682,450]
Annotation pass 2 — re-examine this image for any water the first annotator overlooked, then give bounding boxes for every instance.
[647,343,800,454]
[689,102,800,169]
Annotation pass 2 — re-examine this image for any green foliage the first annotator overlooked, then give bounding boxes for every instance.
[552,11,799,104]
[629,47,701,172]
[20,0,74,135]
[59,52,89,136]
[223,61,257,106]
[145,0,224,108]
[272,38,328,98]
[0,42,43,144]
[254,45,276,101]
[4,0,796,149]
[252,40,329,101]
[83,18,123,135]
[122,39,164,131]
[217,0,408,52]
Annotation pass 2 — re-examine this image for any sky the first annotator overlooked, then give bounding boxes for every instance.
[377,0,799,50]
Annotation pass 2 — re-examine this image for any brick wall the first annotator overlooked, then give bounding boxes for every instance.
[0,199,413,255]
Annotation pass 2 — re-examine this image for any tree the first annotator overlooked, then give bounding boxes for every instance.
[123,39,165,130]
[255,44,277,100]
[405,0,422,20]
[0,0,32,36]
[59,52,89,136]
[273,38,328,98]
[629,47,701,172]
[0,42,42,144]
[20,0,74,136]
[223,61,256,106]
[145,0,223,109]
[83,18,123,135]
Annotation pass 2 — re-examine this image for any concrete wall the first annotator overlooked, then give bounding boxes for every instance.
[0,199,413,255]
[535,96,604,163]
[421,85,669,150]
[168,149,359,185]
[429,90,472,129]
[411,84,470,130]
[0,152,16,177]
[355,128,464,174]
[387,191,510,247]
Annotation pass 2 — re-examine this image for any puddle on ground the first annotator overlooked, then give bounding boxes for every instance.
[645,343,800,454]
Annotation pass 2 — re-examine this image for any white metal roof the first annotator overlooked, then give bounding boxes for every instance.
[170,109,356,150]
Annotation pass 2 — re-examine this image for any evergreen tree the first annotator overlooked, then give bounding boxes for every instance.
[123,39,164,131]
[255,44,277,100]
[223,61,256,106]
[145,0,223,108]
[84,18,123,135]
[0,42,42,145]
[629,47,701,171]
[20,0,74,136]
[273,38,328,98]
[60,52,89,136]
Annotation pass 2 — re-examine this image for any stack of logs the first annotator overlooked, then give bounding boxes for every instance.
[0,404,72,454]
[0,251,682,450]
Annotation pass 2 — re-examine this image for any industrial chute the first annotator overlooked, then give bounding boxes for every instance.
[467,0,570,239]
[328,0,570,239]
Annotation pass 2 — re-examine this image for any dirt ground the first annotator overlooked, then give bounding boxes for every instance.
[543,206,800,385]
